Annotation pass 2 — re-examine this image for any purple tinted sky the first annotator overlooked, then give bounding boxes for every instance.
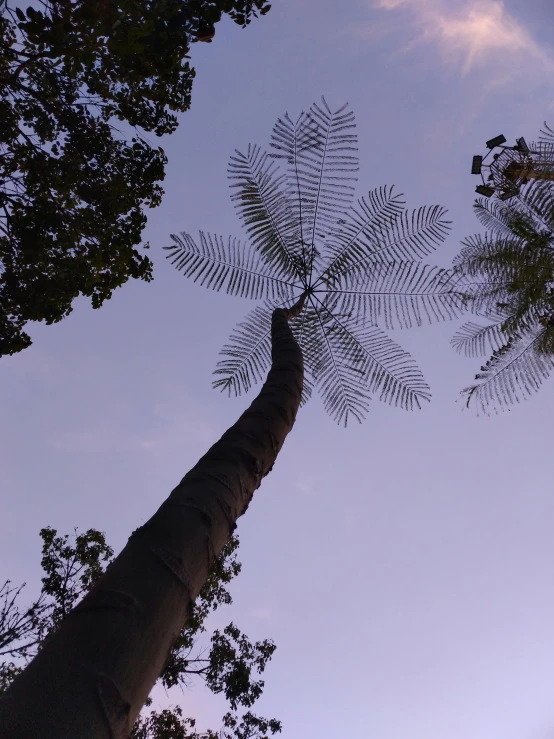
[3,1,554,737]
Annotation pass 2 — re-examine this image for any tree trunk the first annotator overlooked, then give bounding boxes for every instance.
[0,298,305,738]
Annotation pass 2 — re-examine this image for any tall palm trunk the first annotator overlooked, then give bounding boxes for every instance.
[0,298,305,738]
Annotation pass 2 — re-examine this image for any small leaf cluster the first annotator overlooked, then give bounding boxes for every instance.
[206,623,276,710]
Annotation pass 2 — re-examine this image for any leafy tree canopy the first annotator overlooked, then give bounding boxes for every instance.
[0,526,281,738]
[0,0,271,356]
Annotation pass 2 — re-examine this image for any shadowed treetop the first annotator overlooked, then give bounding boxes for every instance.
[0,0,271,356]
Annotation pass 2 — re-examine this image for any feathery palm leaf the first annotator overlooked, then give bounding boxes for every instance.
[328,261,463,330]
[270,99,359,279]
[169,98,459,424]
[453,231,532,273]
[313,298,431,417]
[454,232,554,318]
[321,202,451,287]
[164,232,297,300]
[471,197,552,243]
[212,304,275,397]
[463,327,554,414]
[213,299,315,407]
[228,145,302,280]
[473,198,518,238]
[307,303,372,424]
[451,315,509,358]
[317,186,405,282]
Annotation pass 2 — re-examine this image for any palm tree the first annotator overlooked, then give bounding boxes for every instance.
[452,126,554,414]
[166,98,460,424]
[0,99,460,737]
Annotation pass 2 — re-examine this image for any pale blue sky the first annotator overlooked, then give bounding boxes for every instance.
[3,1,554,737]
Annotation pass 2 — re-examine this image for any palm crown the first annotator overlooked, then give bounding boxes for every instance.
[166,98,462,425]
[452,124,554,414]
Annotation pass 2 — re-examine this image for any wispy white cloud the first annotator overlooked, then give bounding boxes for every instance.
[371,0,553,77]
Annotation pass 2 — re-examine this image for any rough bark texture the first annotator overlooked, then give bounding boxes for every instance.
[0,301,304,738]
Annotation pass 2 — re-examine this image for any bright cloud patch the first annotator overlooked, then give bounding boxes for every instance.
[374,0,550,75]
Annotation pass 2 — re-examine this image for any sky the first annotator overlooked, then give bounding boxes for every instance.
[3,0,554,737]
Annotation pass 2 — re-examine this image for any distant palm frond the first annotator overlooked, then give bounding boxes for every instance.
[170,98,455,425]
[462,327,554,414]
[451,317,508,358]
[473,198,525,239]
[518,180,554,234]
[453,232,530,274]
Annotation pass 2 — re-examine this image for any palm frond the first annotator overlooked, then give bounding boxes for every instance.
[326,262,466,330]
[322,201,451,284]
[228,145,303,280]
[516,179,554,234]
[298,98,359,234]
[270,98,359,275]
[165,232,297,300]
[539,122,554,147]
[319,186,405,283]
[462,327,554,414]
[306,305,371,425]
[213,301,314,406]
[453,232,537,275]
[473,198,520,239]
[314,300,431,421]
[367,204,451,262]
[212,304,275,396]
[536,123,554,171]
[454,231,554,326]
[451,316,508,358]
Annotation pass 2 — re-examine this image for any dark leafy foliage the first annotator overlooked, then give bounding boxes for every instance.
[166,98,461,425]
[0,526,113,661]
[0,526,280,738]
[131,707,282,739]
[0,527,114,669]
[221,711,282,739]
[130,706,198,739]
[452,123,554,412]
[0,581,45,660]
[39,526,114,632]
[0,661,21,695]
[0,0,271,356]
[205,623,275,710]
